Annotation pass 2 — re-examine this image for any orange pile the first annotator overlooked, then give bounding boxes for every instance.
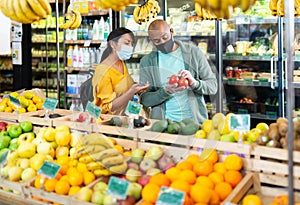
[142,150,244,205]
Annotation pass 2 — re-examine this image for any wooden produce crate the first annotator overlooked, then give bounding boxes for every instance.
[224,172,300,204]
[23,178,74,205]
[0,188,47,205]
[0,179,27,197]
[93,115,151,140]
[0,112,19,122]
[250,145,300,190]
[52,112,93,133]
[18,109,73,127]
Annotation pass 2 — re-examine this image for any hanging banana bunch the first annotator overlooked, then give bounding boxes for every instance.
[0,0,51,24]
[193,0,256,20]
[95,0,138,11]
[269,0,300,17]
[59,9,82,30]
[133,0,161,25]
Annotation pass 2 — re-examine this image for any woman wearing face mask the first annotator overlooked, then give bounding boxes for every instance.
[139,20,217,124]
[92,27,149,115]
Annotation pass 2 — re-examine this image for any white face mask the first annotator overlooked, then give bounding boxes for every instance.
[116,44,133,60]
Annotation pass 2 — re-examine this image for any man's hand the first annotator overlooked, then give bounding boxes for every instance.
[165,82,186,94]
[178,70,196,87]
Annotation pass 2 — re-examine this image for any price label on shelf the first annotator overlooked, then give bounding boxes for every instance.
[229,114,250,132]
[42,98,58,112]
[156,186,185,205]
[9,95,21,108]
[86,101,101,119]
[37,161,61,179]
[84,40,91,47]
[107,176,130,200]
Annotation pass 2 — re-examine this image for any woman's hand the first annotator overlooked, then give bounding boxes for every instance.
[131,82,150,94]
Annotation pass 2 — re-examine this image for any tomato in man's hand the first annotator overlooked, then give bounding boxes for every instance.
[178,77,189,87]
[168,75,179,84]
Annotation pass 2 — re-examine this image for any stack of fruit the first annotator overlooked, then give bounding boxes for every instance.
[0,121,34,153]
[70,133,128,177]
[133,0,161,25]
[140,149,244,204]
[0,91,44,113]
[0,0,52,24]
[193,0,257,19]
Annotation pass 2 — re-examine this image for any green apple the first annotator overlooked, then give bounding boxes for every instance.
[77,187,93,202]
[103,194,116,205]
[127,182,142,201]
[0,135,11,149]
[125,168,142,182]
[37,142,54,156]
[17,132,35,145]
[0,131,9,137]
[8,125,23,138]
[130,148,145,163]
[16,158,30,169]
[8,166,23,181]
[19,121,33,133]
[91,190,105,204]
[93,181,108,192]
[144,146,163,161]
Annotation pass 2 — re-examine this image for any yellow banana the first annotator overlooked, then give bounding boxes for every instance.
[193,0,207,8]
[224,5,233,19]
[195,3,203,19]
[26,0,48,19]
[0,0,11,19]
[13,0,33,24]
[78,154,94,164]
[229,0,241,8]
[37,0,52,15]
[295,0,300,17]
[86,161,104,171]
[277,0,284,16]
[95,148,120,161]
[207,0,221,10]
[69,9,82,30]
[20,0,40,22]
[269,0,278,14]
[240,0,251,12]
[94,169,112,177]
[101,154,124,167]
[72,144,106,159]
[81,133,114,148]
[202,8,210,20]
[109,161,128,174]
[59,15,76,30]
[138,4,147,23]
[6,0,20,22]
[133,6,141,24]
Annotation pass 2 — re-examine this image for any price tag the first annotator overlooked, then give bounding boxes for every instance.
[0,150,9,166]
[229,114,250,132]
[42,98,58,112]
[86,101,101,119]
[266,111,277,119]
[107,176,130,200]
[125,101,142,116]
[37,161,61,179]
[238,109,248,114]
[156,186,185,205]
[84,40,91,47]
[9,95,20,108]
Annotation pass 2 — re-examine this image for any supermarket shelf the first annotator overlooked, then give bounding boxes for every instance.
[0,69,13,73]
[32,41,63,43]
[64,40,102,44]
[133,31,216,37]
[64,67,95,72]
[250,113,278,120]
[32,55,63,58]
[66,93,80,98]
[80,10,109,16]
[223,78,278,87]
[0,54,11,57]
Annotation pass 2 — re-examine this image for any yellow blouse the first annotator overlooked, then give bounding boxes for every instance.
[92,62,134,115]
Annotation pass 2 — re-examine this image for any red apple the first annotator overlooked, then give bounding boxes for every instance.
[137,175,151,187]
[117,195,136,205]
[0,122,7,132]
[127,162,139,170]
[157,154,175,172]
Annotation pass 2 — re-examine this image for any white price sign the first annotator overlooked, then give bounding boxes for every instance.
[12,42,22,65]
[11,21,22,42]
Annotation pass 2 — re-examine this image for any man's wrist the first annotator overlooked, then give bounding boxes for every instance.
[190,80,199,89]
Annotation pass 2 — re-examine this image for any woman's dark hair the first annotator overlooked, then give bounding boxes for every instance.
[100,27,134,62]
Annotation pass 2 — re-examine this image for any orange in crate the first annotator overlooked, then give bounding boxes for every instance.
[83,171,96,186]
[142,183,160,203]
[55,180,70,195]
[185,154,200,165]
[208,171,224,185]
[178,169,197,184]
[196,176,214,190]
[149,173,170,187]
[193,161,213,176]
[68,170,83,186]
[176,161,193,171]
[165,167,181,182]
[190,183,212,203]
[224,170,243,187]
[214,182,232,201]
[170,179,191,193]
[68,186,81,195]
[224,154,243,171]
[44,178,58,192]
[213,162,227,174]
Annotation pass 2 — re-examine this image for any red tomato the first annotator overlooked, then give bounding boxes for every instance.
[178,78,189,87]
[168,75,179,84]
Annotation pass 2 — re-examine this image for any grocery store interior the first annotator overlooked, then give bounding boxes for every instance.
[0,0,300,204]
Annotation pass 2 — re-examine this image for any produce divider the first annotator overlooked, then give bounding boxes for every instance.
[0,112,300,204]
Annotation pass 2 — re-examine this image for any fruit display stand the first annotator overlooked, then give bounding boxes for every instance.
[18,109,73,127]
[0,112,19,123]
[250,145,300,190]
[223,172,300,204]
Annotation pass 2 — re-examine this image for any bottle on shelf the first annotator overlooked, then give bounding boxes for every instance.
[83,48,91,68]
[92,20,99,40]
[77,23,83,40]
[70,99,84,121]
[99,17,105,40]
[82,19,89,40]
[104,17,110,40]
[88,19,94,40]
[72,45,79,67]
[67,45,74,67]
[90,47,96,65]
[78,47,84,68]
[66,29,72,41]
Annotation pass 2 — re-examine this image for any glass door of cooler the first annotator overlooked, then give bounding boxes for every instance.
[119,0,218,117]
